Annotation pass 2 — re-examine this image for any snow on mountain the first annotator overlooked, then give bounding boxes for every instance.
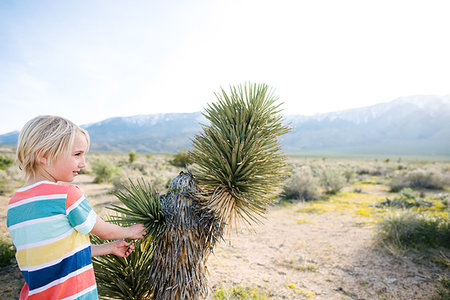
[286,94,450,125]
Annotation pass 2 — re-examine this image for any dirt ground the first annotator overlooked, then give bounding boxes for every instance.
[1,174,448,299]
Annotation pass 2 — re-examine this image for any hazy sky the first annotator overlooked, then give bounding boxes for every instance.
[1,0,450,134]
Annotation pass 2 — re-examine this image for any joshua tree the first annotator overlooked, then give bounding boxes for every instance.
[92,82,290,299]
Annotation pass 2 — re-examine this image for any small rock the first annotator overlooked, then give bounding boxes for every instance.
[387,278,397,285]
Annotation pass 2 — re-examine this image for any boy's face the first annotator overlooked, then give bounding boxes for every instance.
[41,131,88,183]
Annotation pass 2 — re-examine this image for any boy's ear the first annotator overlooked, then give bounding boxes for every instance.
[36,151,48,165]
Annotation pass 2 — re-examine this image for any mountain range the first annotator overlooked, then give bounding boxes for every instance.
[1,95,449,156]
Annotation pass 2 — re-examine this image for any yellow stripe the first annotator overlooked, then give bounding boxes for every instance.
[16,231,90,268]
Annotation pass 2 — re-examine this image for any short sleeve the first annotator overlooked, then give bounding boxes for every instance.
[66,185,97,235]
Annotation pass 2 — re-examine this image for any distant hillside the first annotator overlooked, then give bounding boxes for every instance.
[282,95,450,156]
[1,95,449,155]
[0,131,19,146]
[82,112,205,152]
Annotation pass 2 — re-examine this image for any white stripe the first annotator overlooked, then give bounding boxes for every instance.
[16,228,75,251]
[60,284,97,300]
[8,214,66,231]
[8,194,67,210]
[28,264,93,296]
[66,195,86,215]
[16,181,56,192]
[20,242,91,272]
[74,210,96,231]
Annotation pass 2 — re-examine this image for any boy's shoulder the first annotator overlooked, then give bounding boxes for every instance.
[8,183,85,212]
[56,183,82,193]
[10,182,82,202]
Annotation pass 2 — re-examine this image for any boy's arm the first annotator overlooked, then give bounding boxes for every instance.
[91,240,135,257]
[91,217,145,240]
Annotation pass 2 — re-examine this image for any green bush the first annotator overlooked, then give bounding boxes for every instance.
[343,167,355,183]
[376,210,450,249]
[0,239,15,267]
[129,150,136,164]
[213,285,270,300]
[283,166,319,201]
[432,276,450,300]
[0,169,11,195]
[375,188,433,209]
[319,166,346,194]
[356,166,384,176]
[170,149,191,167]
[389,169,450,192]
[0,154,13,170]
[91,159,121,184]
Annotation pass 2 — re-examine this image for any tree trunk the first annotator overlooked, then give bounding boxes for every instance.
[149,171,224,299]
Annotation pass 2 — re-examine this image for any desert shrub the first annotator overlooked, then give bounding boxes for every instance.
[442,196,449,213]
[129,162,148,175]
[213,285,270,300]
[376,210,450,249]
[0,169,9,195]
[0,239,15,267]
[356,166,385,176]
[170,149,191,167]
[0,165,23,195]
[319,166,346,194]
[432,276,450,300]
[282,166,319,201]
[110,170,142,193]
[375,188,433,209]
[343,167,355,183]
[0,154,13,170]
[6,164,21,180]
[109,153,180,193]
[91,158,121,184]
[111,169,172,194]
[389,169,450,192]
[129,150,136,164]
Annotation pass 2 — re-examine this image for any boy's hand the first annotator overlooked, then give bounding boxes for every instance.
[127,224,146,239]
[110,240,135,257]
[91,240,136,257]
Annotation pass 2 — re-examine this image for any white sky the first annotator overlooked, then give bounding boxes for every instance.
[1,0,450,134]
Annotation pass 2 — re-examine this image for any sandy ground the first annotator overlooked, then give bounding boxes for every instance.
[207,206,447,299]
[1,175,448,299]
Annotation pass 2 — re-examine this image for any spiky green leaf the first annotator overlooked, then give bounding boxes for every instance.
[190,82,290,224]
[91,226,154,300]
[110,179,166,241]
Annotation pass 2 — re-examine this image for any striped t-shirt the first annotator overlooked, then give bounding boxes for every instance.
[7,181,98,299]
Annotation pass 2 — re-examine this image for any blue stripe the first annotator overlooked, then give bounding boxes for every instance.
[67,199,94,227]
[7,198,66,226]
[9,217,72,247]
[75,211,97,235]
[77,288,98,299]
[22,246,92,290]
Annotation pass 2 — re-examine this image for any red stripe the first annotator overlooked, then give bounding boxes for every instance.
[65,186,83,209]
[20,283,29,300]
[9,184,70,205]
[24,267,96,299]
[8,184,83,207]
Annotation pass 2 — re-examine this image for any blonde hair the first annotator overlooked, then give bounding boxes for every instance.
[16,115,90,180]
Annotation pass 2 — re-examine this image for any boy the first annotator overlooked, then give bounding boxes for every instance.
[7,115,146,299]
